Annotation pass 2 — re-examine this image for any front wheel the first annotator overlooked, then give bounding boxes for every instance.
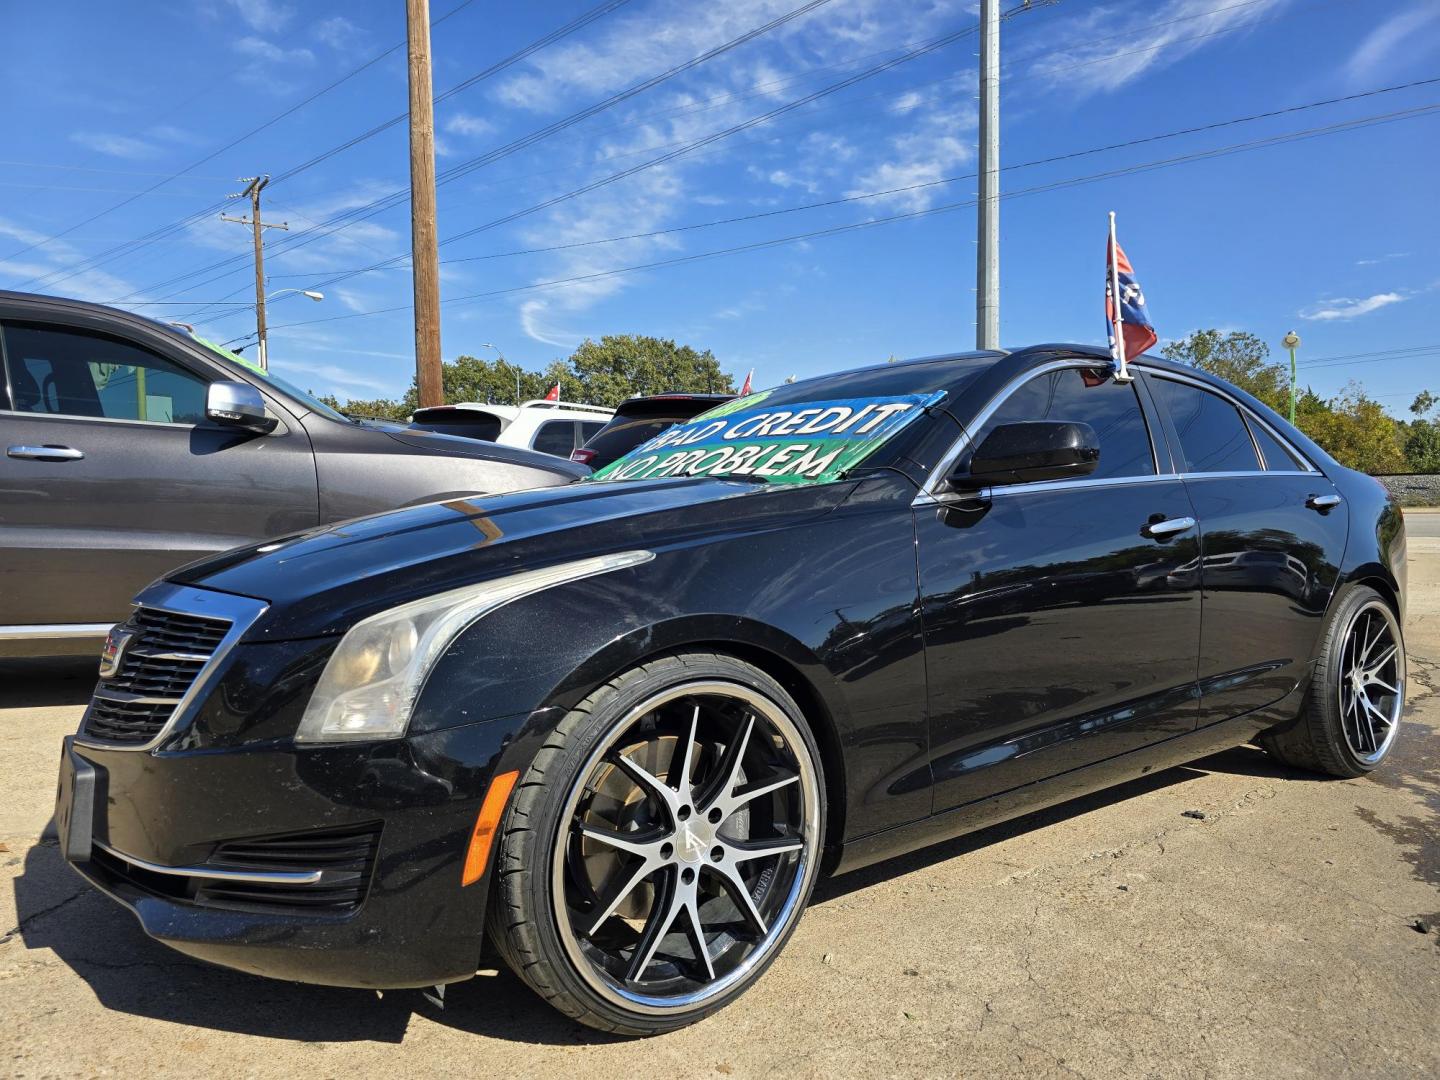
[1261,585,1405,777]
[487,653,825,1035]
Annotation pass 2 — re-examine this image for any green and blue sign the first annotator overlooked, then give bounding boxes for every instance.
[592,392,944,485]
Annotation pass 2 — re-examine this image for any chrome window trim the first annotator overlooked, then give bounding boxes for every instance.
[0,623,112,642]
[75,583,268,753]
[0,407,199,431]
[93,840,324,885]
[917,357,1162,502]
[1144,368,1319,474]
[917,358,1321,507]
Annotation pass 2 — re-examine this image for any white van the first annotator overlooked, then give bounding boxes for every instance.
[410,399,615,458]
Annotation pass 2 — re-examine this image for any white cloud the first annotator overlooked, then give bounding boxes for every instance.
[224,0,295,34]
[890,90,924,115]
[232,36,314,67]
[314,15,365,52]
[1299,293,1406,322]
[1356,252,1410,267]
[844,101,976,211]
[0,216,143,304]
[1027,0,1292,97]
[444,111,495,138]
[1346,5,1440,82]
[69,132,158,160]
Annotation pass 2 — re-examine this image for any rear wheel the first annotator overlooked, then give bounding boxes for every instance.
[487,653,824,1035]
[1261,585,1405,777]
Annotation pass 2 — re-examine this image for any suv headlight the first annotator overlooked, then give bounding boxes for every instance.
[296,551,653,743]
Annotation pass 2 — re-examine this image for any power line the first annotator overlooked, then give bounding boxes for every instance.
[278,3,1043,302]
[157,0,1335,313]
[215,75,1440,291]
[108,0,843,309]
[99,0,1278,309]
[222,100,1439,342]
[10,0,487,287]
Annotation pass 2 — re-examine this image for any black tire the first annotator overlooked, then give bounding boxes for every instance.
[486,651,826,1035]
[1260,584,1406,778]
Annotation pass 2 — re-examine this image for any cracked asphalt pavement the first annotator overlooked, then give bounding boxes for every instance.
[3,516,1438,1078]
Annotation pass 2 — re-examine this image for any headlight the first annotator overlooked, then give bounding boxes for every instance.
[295,551,654,744]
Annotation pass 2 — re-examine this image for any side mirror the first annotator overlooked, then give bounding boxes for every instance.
[948,421,1099,490]
[206,380,277,434]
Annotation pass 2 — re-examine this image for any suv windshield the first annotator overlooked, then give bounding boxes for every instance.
[186,333,354,424]
[589,358,991,486]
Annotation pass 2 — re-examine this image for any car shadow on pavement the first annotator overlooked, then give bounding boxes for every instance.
[11,747,1300,1047]
[0,658,97,709]
[10,838,627,1046]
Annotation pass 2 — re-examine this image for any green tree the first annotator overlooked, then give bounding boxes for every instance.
[1300,383,1407,474]
[1160,329,1289,412]
[564,335,734,407]
[1403,389,1440,472]
[314,333,731,417]
[315,392,410,421]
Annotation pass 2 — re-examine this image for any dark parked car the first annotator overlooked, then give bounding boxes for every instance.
[569,392,734,468]
[0,291,585,656]
[55,345,1406,1035]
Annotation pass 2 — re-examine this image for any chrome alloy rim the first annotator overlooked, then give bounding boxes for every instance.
[550,681,820,1015]
[1338,600,1405,765]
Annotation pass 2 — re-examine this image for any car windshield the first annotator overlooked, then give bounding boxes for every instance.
[186,333,354,424]
[588,357,992,486]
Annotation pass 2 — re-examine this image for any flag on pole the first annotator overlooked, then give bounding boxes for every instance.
[739,368,754,396]
[1105,213,1157,382]
[544,382,560,401]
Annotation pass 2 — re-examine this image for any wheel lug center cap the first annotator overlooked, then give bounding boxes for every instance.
[675,823,708,864]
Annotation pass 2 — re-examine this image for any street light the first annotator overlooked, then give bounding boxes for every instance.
[1282,330,1301,424]
[480,343,518,404]
[256,290,325,370]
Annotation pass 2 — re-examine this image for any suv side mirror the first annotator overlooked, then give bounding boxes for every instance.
[206,381,277,434]
[948,421,1099,490]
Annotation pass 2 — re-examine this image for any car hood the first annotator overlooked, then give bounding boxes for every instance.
[382,426,589,477]
[170,476,855,640]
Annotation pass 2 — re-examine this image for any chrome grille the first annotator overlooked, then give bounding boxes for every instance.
[81,608,231,744]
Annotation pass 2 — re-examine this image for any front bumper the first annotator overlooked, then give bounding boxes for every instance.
[57,716,514,989]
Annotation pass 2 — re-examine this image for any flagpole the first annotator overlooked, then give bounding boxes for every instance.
[1108,210,1132,383]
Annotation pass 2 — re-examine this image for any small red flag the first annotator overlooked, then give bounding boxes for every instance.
[739,368,753,396]
[544,382,560,401]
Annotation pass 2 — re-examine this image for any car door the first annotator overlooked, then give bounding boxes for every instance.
[917,362,1203,813]
[0,317,319,627]
[1144,372,1347,725]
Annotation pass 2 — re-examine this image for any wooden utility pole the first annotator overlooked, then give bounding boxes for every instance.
[975,0,1000,350]
[407,0,444,407]
[221,175,287,371]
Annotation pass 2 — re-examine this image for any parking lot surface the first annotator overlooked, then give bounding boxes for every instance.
[3,517,1437,1078]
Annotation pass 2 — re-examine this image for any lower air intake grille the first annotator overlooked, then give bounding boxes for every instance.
[195,823,382,914]
[81,607,231,744]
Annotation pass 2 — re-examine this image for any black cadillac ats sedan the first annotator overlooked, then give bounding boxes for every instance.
[56,344,1407,1034]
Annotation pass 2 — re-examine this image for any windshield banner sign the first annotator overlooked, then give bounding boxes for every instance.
[591,392,944,485]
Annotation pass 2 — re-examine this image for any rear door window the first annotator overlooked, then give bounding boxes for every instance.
[1247,417,1306,471]
[1151,378,1261,473]
[532,419,577,456]
[2,322,209,424]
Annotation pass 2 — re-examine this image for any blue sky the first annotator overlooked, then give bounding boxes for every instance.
[2,0,1437,411]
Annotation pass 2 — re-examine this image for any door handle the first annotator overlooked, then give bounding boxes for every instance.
[7,444,85,462]
[1306,493,1342,512]
[1143,515,1196,539]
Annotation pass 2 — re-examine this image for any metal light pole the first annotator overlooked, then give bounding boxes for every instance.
[1282,330,1301,423]
[480,343,516,403]
[975,0,1000,350]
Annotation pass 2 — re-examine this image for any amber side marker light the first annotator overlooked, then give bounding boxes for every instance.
[462,769,519,886]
